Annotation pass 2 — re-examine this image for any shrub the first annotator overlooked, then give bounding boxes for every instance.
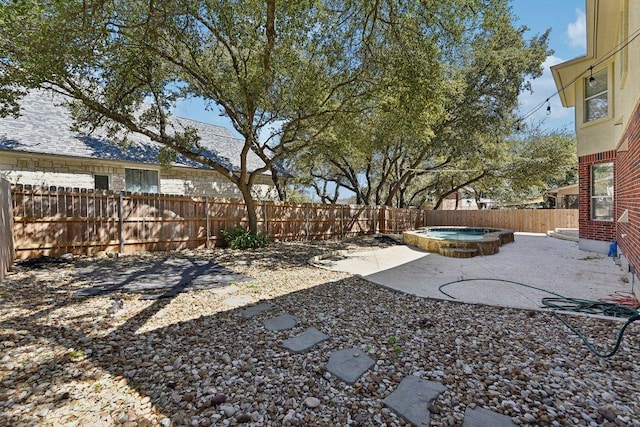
[221,225,269,249]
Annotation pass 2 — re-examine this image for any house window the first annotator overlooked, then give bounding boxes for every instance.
[125,168,159,193]
[584,68,608,122]
[94,175,109,190]
[591,162,613,221]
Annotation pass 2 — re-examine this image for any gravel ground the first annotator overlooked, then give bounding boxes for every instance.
[1,236,639,427]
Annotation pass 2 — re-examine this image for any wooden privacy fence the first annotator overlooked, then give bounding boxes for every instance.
[11,186,426,259]
[425,209,578,233]
[0,179,14,282]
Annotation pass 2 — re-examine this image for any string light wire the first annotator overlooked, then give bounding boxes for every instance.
[516,25,640,127]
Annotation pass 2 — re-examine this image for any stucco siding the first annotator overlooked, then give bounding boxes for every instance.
[553,1,640,157]
[577,1,640,157]
[574,62,622,157]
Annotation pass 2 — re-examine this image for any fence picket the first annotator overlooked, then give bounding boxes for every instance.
[6,185,577,259]
[424,209,578,233]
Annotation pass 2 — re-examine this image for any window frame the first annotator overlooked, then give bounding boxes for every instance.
[590,162,613,221]
[583,68,609,123]
[94,174,109,190]
[124,168,159,193]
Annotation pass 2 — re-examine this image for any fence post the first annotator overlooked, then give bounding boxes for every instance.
[393,208,397,233]
[263,200,268,236]
[340,205,344,239]
[304,203,311,240]
[373,206,377,233]
[205,196,211,249]
[0,180,15,283]
[382,206,387,233]
[409,209,413,230]
[118,191,125,254]
[372,206,377,234]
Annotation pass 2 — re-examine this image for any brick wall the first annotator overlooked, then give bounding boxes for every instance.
[577,150,617,242]
[616,101,640,274]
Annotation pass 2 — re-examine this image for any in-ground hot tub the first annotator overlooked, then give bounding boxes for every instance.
[403,226,514,258]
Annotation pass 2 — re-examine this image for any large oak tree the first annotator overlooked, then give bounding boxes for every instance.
[1,0,556,230]
[0,0,377,232]
[288,1,555,208]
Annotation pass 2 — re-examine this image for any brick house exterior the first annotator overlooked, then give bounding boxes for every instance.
[616,104,640,282]
[0,91,279,200]
[577,150,617,244]
[552,0,640,296]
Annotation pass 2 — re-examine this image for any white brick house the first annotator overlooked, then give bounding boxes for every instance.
[0,91,279,199]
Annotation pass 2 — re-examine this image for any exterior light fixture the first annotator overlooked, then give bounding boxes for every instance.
[588,66,597,87]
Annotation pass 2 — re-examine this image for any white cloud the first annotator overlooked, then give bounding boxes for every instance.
[567,9,587,48]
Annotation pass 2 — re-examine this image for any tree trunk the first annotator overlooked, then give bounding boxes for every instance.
[433,197,443,210]
[270,165,287,201]
[239,182,259,234]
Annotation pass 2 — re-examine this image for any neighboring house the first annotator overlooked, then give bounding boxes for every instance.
[545,183,579,209]
[0,91,278,199]
[551,1,639,286]
[498,196,545,209]
[437,190,495,210]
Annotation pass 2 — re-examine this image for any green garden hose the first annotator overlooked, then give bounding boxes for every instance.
[438,278,640,358]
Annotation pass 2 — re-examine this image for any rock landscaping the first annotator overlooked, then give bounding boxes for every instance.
[1,236,639,426]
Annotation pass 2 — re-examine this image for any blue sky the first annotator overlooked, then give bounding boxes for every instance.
[174,1,587,137]
[512,0,586,132]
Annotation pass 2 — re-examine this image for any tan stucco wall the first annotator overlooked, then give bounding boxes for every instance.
[612,0,640,151]
[574,62,622,156]
[0,151,278,199]
[556,0,640,157]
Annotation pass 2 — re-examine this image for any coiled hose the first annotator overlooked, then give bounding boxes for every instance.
[438,278,640,358]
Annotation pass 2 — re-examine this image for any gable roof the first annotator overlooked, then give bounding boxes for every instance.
[0,90,268,173]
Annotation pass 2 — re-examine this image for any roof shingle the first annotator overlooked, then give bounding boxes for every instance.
[0,91,267,173]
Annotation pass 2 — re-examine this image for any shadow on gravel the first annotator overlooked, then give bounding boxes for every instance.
[2,238,638,426]
[73,257,251,297]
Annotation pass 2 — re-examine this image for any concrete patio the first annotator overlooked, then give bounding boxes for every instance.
[316,233,632,312]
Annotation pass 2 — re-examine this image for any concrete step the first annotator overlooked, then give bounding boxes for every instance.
[547,228,578,242]
[555,227,578,236]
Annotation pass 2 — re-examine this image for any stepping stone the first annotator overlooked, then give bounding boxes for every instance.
[326,348,375,384]
[462,406,517,427]
[264,313,300,331]
[239,302,274,318]
[382,375,447,426]
[211,284,240,296]
[281,327,329,353]
[224,295,253,308]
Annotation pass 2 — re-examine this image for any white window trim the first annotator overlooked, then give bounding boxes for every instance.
[124,167,160,193]
[580,64,614,127]
[590,162,614,222]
